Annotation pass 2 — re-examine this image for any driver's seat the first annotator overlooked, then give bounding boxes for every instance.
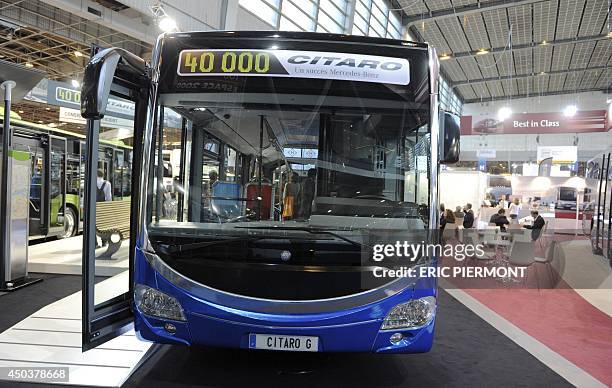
[211,181,242,219]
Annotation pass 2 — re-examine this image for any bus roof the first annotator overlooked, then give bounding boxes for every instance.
[163,30,428,50]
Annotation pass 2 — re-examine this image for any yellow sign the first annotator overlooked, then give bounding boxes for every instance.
[178,50,272,75]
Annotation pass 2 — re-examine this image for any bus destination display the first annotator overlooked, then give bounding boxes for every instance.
[177,49,410,85]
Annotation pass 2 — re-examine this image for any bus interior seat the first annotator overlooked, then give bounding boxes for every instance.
[211,181,242,219]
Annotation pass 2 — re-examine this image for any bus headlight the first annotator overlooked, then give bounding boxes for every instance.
[135,284,186,321]
[381,296,436,330]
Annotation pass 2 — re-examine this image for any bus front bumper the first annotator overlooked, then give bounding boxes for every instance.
[133,248,437,353]
[134,307,436,353]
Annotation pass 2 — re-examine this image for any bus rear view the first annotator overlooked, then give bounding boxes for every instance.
[128,31,449,353]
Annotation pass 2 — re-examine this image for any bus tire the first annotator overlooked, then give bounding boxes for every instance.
[59,207,77,239]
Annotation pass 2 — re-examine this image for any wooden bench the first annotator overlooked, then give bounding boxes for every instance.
[96,200,131,259]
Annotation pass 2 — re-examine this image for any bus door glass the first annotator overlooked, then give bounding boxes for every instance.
[98,148,113,184]
[30,151,44,231]
[47,136,66,234]
[82,70,146,350]
[113,149,124,200]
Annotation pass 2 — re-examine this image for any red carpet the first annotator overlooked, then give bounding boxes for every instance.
[464,288,612,386]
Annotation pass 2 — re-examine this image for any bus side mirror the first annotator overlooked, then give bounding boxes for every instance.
[439,111,460,164]
[81,48,147,120]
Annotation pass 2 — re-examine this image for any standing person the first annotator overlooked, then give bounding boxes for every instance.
[454,206,465,219]
[96,170,112,202]
[209,170,218,186]
[300,168,316,220]
[443,209,455,227]
[202,170,218,211]
[463,203,475,228]
[498,194,508,210]
[508,198,521,223]
[440,206,447,231]
[282,172,300,220]
[523,210,545,241]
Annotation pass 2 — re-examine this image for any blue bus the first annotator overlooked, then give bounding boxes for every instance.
[79,31,460,353]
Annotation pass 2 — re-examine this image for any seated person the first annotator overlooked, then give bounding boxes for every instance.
[489,208,510,231]
[463,203,475,228]
[523,210,545,241]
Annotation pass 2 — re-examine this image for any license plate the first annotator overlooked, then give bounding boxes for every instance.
[249,334,319,352]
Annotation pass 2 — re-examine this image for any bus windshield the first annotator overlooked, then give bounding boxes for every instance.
[145,39,432,299]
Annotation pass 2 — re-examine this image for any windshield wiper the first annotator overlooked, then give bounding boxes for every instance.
[156,237,259,254]
[234,226,364,248]
[154,233,339,254]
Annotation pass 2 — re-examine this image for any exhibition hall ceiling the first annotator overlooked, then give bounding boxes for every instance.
[397,0,611,102]
[0,0,609,104]
[0,0,151,80]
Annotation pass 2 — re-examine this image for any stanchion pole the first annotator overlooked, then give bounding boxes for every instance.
[0,80,16,289]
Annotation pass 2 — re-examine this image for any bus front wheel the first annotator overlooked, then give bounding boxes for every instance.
[59,207,77,239]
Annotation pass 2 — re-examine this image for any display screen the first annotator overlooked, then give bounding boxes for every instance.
[56,86,81,105]
[177,49,410,85]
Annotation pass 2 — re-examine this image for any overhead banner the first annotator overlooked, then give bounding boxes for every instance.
[177,49,410,85]
[460,110,607,135]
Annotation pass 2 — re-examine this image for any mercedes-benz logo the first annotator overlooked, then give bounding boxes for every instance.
[280,250,291,261]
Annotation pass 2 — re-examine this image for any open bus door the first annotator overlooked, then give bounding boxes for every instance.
[80,48,149,351]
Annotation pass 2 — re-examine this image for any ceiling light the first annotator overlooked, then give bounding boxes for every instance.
[24,62,33,68]
[563,105,577,117]
[45,107,50,110]
[18,110,24,114]
[476,49,489,55]
[158,16,177,32]
[37,120,43,123]
[540,40,548,46]
[74,51,83,57]
[497,106,512,121]
[607,31,612,37]
[71,79,80,88]
[439,53,451,60]
[539,72,546,75]
[48,123,57,128]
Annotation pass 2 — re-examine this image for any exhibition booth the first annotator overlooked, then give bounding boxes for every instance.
[440,170,596,232]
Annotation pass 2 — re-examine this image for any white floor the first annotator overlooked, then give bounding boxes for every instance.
[28,236,130,276]
[0,272,154,387]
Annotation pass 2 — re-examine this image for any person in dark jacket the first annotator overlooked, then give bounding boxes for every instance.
[463,203,475,228]
[441,208,455,231]
[489,208,510,231]
[523,210,545,241]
